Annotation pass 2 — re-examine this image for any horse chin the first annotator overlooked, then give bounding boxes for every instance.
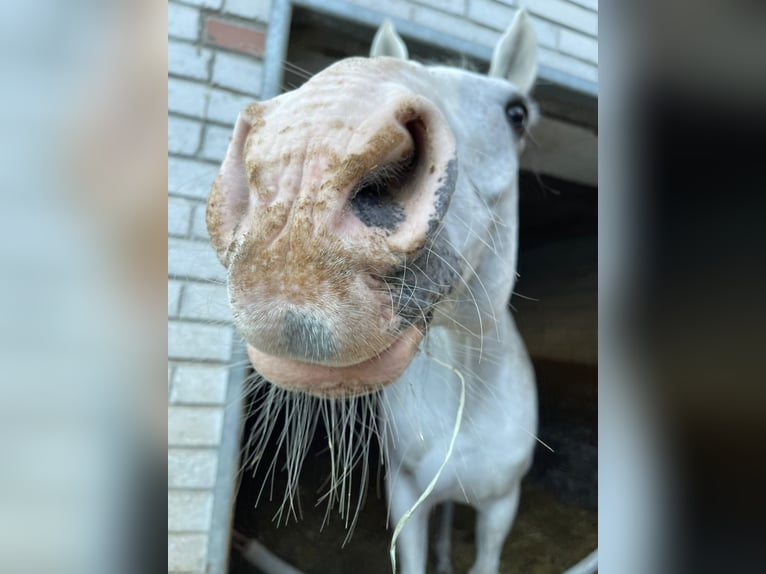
[246,325,423,398]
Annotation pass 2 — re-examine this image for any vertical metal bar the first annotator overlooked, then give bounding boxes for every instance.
[207,340,248,574]
[261,0,293,99]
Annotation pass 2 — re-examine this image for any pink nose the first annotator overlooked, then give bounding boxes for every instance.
[242,92,459,261]
[207,76,458,370]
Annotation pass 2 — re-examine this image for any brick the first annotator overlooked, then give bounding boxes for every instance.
[180,283,232,323]
[168,490,215,530]
[169,197,193,236]
[524,0,598,36]
[472,4,558,48]
[168,237,226,282]
[468,0,514,32]
[168,77,208,118]
[558,28,598,64]
[411,6,499,46]
[200,124,233,162]
[213,52,263,96]
[168,116,202,155]
[346,0,412,20]
[168,157,219,200]
[168,533,208,571]
[568,0,598,10]
[207,88,253,125]
[180,282,232,323]
[168,280,182,317]
[224,0,272,21]
[529,16,560,49]
[168,320,233,361]
[181,0,223,8]
[538,46,598,82]
[169,40,212,81]
[191,204,209,240]
[169,449,219,487]
[414,0,465,16]
[168,2,200,41]
[206,16,266,57]
[171,363,229,403]
[168,406,225,446]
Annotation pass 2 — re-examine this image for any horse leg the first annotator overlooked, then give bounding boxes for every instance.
[468,485,521,574]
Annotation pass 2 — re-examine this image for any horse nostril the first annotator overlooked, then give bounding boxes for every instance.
[348,117,427,231]
[349,179,405,231]
[404,118,426,171]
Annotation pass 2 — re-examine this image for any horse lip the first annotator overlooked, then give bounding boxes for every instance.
[246,325,423,397]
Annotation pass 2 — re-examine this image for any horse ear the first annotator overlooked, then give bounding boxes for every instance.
[489,9,537,93]
[370,19,409,60]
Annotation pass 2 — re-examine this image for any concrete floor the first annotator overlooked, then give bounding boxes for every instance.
[230,360,597,574]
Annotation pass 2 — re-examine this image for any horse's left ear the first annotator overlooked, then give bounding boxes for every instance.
[370,19,409,60]
[489,9,537,93]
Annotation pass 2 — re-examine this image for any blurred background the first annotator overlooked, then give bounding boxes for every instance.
[0,1,166,573]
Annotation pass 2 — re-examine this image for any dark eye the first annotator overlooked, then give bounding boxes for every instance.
[505,102,528,135]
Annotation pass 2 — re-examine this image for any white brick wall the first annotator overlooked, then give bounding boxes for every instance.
[538,45,598,82]
[180,282,232,323]
[169,533,209,572]
[200,125,233,162]
[168,490,216,530]
[347,0,414,20]
[169,449,220,488]
[168,198,194,236]
[207,89,253,126]
[169,41,212,81]
[168,3,200,41]
[529,15,560,50]
[558,28,598,64]
[168,157,218,200]
[168,406,225,446]
[168,0,258,563]
[168,281,183,316]
[190,205,210,240]
[412,5,499,46]
[524,0,598,36]
[168,238,226,282]
[171,364,230,404]
[168,78,209,118]
[224,0,273,22]
[345,1,600,81]
[168,321,233,361]
[467,0,514,31]
[414,0,465,16]
[168,116,203,155]
[212,52,264,96]
[569,0,598,10]
[182,0,223,9]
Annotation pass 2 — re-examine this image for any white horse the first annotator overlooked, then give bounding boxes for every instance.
[208,10,596,574]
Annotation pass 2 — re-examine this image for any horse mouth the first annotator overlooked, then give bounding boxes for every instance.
[246,325,423,397]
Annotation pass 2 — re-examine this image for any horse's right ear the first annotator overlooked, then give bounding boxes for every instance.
[370,20,409,60]
[489,9,537,93]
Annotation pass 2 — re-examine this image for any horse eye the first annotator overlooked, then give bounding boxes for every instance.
[505,103,528,135]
